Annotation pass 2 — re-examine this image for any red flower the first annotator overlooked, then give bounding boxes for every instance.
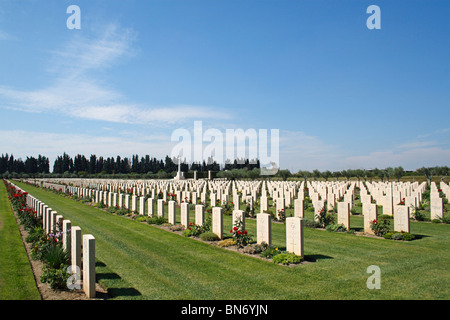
[237,231,242,235]
[244,230,247,235]
[233,226,238,231]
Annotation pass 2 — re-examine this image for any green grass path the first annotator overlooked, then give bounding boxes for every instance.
[13,181,450,300]
[0,181,41,300]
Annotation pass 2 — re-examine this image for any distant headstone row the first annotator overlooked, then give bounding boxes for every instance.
[23,177,448,252]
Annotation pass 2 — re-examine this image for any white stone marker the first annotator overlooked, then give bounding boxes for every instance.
[394,206,410,233]
[147,198,155,217]
[168,200,176,225]
[71,226,82,274]
[337,201,350,230]
[139,196,146,216]
[83,234,96,298]
[195,204,205,226]
[181,202,189,228]
[118,194,124,209]
[124,195,130,210]
[294,198,304,218]
[363,203,377,235]
[286,217,304,257]
[256,213,272,246]
[430,197,443,220]
[260,195,268,212]
[157,199,165,218]
[210,192,217,207]
[63,220,71,257]
[212,207,224,239]
[131,195,137,212]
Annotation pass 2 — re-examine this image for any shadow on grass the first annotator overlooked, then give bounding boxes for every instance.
[95,260,142,299]
[107,287,142,298]
[411,234,431,240]
[304,254,333,262]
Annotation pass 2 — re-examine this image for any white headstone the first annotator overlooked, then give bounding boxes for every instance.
[394,206,410,233]
[181,202,189,228]
[212,207,223,239]
[256,213,272,246]
[82,234,96,298]
[168,200,176,225]
[337,201,350,230]
[286,217,304,257]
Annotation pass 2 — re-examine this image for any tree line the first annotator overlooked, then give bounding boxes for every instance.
[0,152,447,182]
[0,154,50,175]
[279,166,450,182]
[0,152,259,177]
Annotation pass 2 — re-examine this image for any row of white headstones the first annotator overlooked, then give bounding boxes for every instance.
[31,178,308,256]
[26,178,449,255]
[10,180,96,298]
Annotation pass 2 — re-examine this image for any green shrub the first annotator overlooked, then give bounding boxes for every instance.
[30,237,56,261]
[107,206,118,214]
[272,252,302,265]
[199,232,220,241]
[401,232,415,241]
[441,214,450,224]
[147,216,167,225]
[42,243,69,269]
[383,231,415,241]
[325,223,347,233]
[315,207,335,228]
[170,224,185,231]
[229,219,252,248]
[40,265,70,289]
[26,226,46,244]
[260,245,281,259]
[242,242,268,254]
[185,222,208,237]
[412,210,426,221]
[383,232,393,240]
[94,201,106,209]
[182,228,193,237]
[218,238,237,247]
[115,209,129,216]
[391,232,404,240]
[303,217,320,228]
[370,216,390,237]
[135,216,147,222]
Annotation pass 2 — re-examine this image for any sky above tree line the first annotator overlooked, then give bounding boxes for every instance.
[0,0,449,172]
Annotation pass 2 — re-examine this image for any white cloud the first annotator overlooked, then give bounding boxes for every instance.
[274,130,344,172]
[0,23,229,125]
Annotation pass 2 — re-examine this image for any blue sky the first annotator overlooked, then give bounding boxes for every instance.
[0,0,449,172]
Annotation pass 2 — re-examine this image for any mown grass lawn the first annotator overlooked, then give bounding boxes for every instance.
[0,181,41,300]
[12,180,450,300]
